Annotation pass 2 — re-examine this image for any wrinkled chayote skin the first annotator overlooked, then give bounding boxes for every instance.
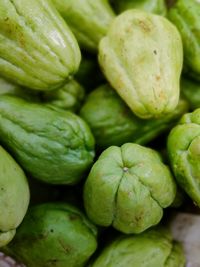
[89,227,185,267]
[98,9,183,119]
[51,0,115,52]
[168,0,200,81]
[3,203,98,267]
[167,108,200,206]
[0,146,30,247]
[0,0,81,90]
[84,143,176,234]
[0,95,95,184]
[114,0,167,16]
[80,84,189,149]
[181,77,200,110]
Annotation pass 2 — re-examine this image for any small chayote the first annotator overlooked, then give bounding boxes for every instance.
[89,227,185,267]
[98,9,183,119]
[167,108,200,206]
[84,143,176,234]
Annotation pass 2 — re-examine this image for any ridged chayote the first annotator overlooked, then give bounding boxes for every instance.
[98,9,183,119]
[84,143,176,234]
[80,84,188,149]
[0,0,81,90]
[0,95,95,184]
[167,108,200,206]
[89,227,185,267]
[3,203,97,267]
[51,0,115,52]
[0,146,29,247]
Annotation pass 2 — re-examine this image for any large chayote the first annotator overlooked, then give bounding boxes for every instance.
[84,143,176,234]
[80,84,188,149]
[168,0,200,81]
[3,203,98,267]
[98,9,183,119]
[0,0,81,90]
[51,0,115,52]
[167,108,200,206]
[90,227,185,267]
[0,95,95,184]
[0,146,30,247]
[114,0,167,16]
[181,77,200,110]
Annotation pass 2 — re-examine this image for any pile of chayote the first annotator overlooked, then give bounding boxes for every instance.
[1,0,200,266]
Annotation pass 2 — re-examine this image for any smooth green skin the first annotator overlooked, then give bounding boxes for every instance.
[0,146,30,247]
[114,0,167,16]
[168,0,200,81]
[84,143,176,234]
[0,95,95,184]
[80,84,188,149]
[167,108,200,206]
[181,77,200,110]
[98,9,183,119]
[0,0,81,90]
[52,0,115,52]
[42,80,85,112]
[4,203,98,267]
[90,227,185,267]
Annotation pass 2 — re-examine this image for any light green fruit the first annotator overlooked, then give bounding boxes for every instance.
[84,143,176,234]
[98,9,183,118]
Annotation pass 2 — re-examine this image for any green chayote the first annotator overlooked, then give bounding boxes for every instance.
[3,203,97,267]
[84,143,176,234]
[98,9,183,119]
[167,108,200,206]
[0,146,30,247]
[181,77,200,110]
[0,0,81,90]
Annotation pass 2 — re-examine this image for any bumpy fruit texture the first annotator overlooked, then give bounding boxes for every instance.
[98,9,183,119]
[80,84,188,149]
[168,0,200,81]
[181,77,200,110]
[90,227,185,267]
[0,146,29,247]
[114,0,167,16]
[0,95,95,184]
[84,143,176,234]
[0,0,81,90]
[167,108,200,206]
[4,203,98,267]
[52,0,115,52]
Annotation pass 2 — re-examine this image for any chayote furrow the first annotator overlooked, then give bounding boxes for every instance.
[0,0,81,90]
[0,95,95,185]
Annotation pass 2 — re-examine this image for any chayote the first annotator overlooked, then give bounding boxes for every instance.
[90,227,185,267]
[84,143,176,234]
[181,77,200,110]
[113,0,167,16]
[80,84,189,149]
[51,0,115,52]
[0,0,81,90]
[98,9,183,119]
[167,108,200,206]
[0,146,29,247]
[0,95,95,184]
[168,0,200,81]
[3,203,98,267]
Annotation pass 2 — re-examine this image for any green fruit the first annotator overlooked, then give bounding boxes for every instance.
[90,227,185,267]
[52,0,115,52]
[98,9,183,119]
[4,203,98,267]
[168,0,200,81]
[0,95,95,184]
[0,146,29,247]
[114,0,167,16]
[84,143,176,234]
[80,84,188,149]
[181,77,200,110]
[167,108,200,206]
[0,0,81,90]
